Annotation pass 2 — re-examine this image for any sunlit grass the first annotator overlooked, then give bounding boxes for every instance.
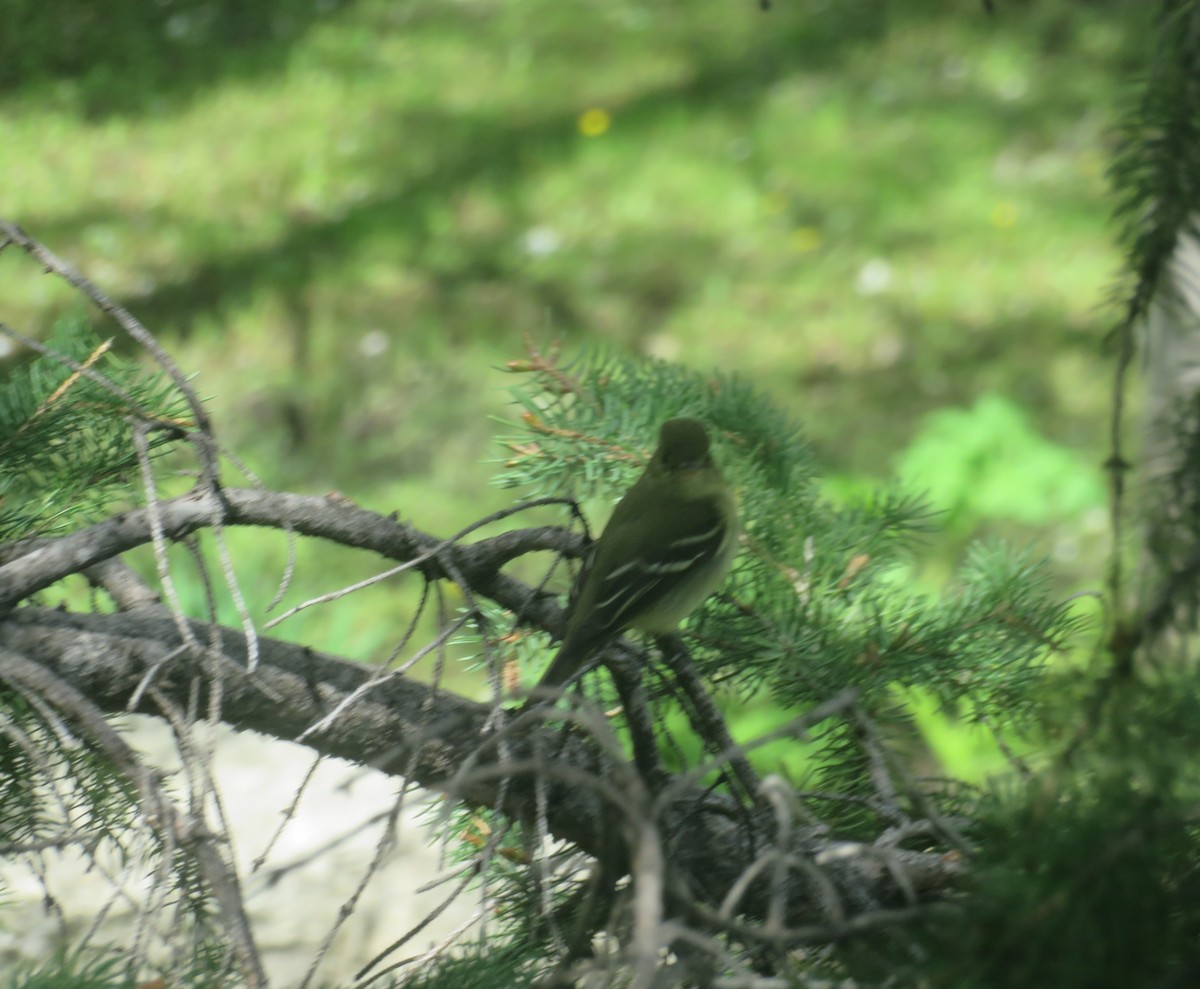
[1,0,1148,734]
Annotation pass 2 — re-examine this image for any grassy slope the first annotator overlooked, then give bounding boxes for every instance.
[1,0,1146,748]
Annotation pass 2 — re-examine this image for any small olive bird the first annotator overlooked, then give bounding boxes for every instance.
[530,416,739,698]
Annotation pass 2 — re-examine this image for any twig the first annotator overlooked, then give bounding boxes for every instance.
[0,220,223,492]
[657,633,763,803]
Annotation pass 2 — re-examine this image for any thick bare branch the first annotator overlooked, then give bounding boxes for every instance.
[0,460,962,959]
[0,486,578,615]
[0,607,961,932]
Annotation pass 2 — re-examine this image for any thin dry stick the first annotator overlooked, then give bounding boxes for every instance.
[74,830,163,962]
[250,752,326,874]
[628,816,666,989]
[761,776,795,938]
[532,736,559,940]
[375,578,433,669]
[853,706,910,829]
[130,422,205,657]
[264,496,578,629]
[657,635,762,803]
[216,442,300,614]
[310,677,451,987]
[685,890,930,949]
[355,849,488,982]
[206,508,261,671]
[147,680,257,974]
[360,908,489,987]
[0,220,222,490]
[254,811,398,890]
[853,705,971,855]
[297,787,406,989]
[177,536,229,707]
[655,688,861,810]
[295,614,470,744]
[355,748,511,979]
[1106,311,1135,664]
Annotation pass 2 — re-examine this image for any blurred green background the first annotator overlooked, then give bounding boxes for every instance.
[2,0,1143,770]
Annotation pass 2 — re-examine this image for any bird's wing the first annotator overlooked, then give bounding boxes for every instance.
[579,496,729,635]
[536,493,731,693]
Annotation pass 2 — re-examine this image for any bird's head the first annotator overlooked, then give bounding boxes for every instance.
[648,417,724,498]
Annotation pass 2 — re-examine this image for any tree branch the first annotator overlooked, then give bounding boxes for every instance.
[0,483,961,949]
[0,486,578,616]
[0,607,962,935]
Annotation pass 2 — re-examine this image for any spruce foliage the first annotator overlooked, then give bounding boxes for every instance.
[11,4,1200,987]
[0,317,188,542]
[0,318,225,985]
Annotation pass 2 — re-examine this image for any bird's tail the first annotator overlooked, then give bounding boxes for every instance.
[521,633,600,710]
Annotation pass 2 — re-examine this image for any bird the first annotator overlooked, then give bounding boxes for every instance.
[529,416,739,700]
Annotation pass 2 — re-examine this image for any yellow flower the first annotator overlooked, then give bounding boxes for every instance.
[578,107,612,137]
[791,226,823,253]
[763,190,789,215]
[990,202,1018,229]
